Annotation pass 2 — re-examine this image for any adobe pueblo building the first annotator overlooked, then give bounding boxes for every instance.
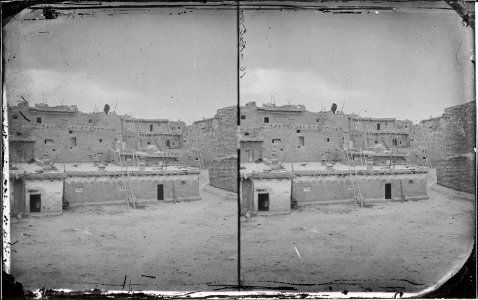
[7,101,205,217]
[238,101,441,216]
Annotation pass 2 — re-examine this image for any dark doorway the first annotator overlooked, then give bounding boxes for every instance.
[157,184,164,200]
[258,193,269,211]
[30,194,41,212]
[385,183,392,199]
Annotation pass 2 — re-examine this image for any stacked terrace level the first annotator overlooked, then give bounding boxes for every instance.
[7,102,186,164]
[239,101,413,164]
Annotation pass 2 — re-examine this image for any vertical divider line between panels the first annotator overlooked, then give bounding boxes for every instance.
[236,0,242,291]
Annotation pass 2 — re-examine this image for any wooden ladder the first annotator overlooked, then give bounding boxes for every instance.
[343,132,363,208]
[116,137,137,209]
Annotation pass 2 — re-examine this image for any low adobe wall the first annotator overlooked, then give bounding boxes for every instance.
[293,171,428,205]
[64,170,200,206]
[240,169,429,213]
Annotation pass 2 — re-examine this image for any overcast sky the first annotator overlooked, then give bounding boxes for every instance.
[241,6,474,122]
[4,7,236,123]
[4,4,474,123]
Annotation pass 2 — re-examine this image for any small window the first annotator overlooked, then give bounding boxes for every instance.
[181,180,186,185]
[296,129,301,133]
[12,115,18,119]
[377,123,380,130]
[52,149,56,152]
[316,118,320,122]
[44,139,53,144]
[405,125,408,128]
[147,142,151,145]
[178,126,181,129]
[240,115,246,120]
[299,136,305,146]
[99,139,103,143]
[399,141,402,145]
[409,179,414,184]
[375,141,378,144]
[36,117,42,124]
[150,124,153,132]
[70,137,77,147]
[88,119,93,123]
[272,138,281,144]
[326,138,330,142]
[16,132,21,136]
[244,132,249,136]
[264,117,269,123]
[69,130,73,134]
[303,186,311,192]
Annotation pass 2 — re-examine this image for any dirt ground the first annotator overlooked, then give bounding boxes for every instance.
[9,170,475,294]
[240,174,475,293]
[9,171,238,291]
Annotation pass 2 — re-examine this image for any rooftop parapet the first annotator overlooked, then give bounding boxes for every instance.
[258,103,306,113]
[30,103,78,113]
[10,168,200,179]
[241,167,429,179]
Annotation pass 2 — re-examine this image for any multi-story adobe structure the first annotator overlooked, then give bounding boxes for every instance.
[121,117,185,150]
[348,115,413,150]
[7,101,186,165]
[238,101,413,164]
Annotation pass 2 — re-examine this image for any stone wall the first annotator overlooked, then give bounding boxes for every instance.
[408,101,476,193]
[215,106,238,157]
[437,155,475,194]
[209,156,238,192]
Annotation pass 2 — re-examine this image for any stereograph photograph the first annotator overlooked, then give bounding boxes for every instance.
[2,0,476,298]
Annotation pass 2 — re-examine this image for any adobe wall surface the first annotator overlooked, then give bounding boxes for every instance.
[8,105,122,163]
[65,173,200,206]
[240,105,349,133]
[209,157,238,192]
[24,179,63,214]
[260,126,342,162]
[349,118,412,133]
[31,125,117,163]
[240,141,263,163]
[181,130,222,167]
[9,141,35,162]
[292,173,428,205]
[251,178,291,214]
[350,132,409,149]
[10,179,25,215]
[240,178,254,214]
